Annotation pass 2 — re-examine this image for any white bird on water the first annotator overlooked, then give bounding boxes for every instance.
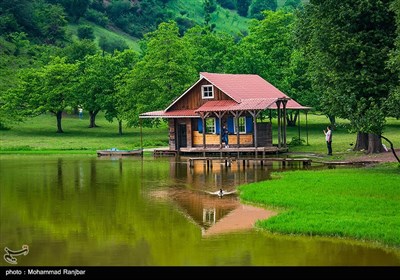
[205,188,237,198]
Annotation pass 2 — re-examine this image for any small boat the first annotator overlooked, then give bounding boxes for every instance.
[97,148,143,157]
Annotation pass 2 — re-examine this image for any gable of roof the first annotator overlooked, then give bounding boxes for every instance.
[165,72,290,112]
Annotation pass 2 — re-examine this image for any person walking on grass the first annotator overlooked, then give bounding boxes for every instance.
[323,125,333,155]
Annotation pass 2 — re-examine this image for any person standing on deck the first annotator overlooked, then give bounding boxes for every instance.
[323,125,333,155]
[222,125,229,148]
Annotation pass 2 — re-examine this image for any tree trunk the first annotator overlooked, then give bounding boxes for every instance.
[354,131,368,151]
[286,111,298,127]
[56,111,63,133]
[367,133,383,154]
[328,115,336,129]
[118,120,123,135]
[89,110,99,128]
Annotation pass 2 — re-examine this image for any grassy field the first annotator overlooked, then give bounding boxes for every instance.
[239,164,400,248]
[66,20,141,52]
[0,112,168,154]
[167,0,250,35]
[285,112,400,156]
[0,112,399,157]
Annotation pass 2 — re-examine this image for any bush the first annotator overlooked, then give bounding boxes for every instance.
[288,136,305,147]
[77,25,95,40]
[85,9,109,27]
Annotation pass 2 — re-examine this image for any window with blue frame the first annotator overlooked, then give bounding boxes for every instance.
[234,117,246,134]
[205,118,216,133]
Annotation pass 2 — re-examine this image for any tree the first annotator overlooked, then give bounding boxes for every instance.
[226,10,295,94]
[76,53,121,128]
[386,0,400,119]
[121,21,197,127]
[249,0,277,20]
[66,0,91,22]
[77,25,95,41]
[237,0,252,17]
[304,0,397,153]
[98,36,129,56]
[183,25,235,73]
[4,56,78,133]
[0,0,34,35]
[47,0,91,22]
[204,0,217,29]
[31,1,68,45]
[104,49,139,135]
[216,0,236,10]
[61,39,98,63]
[284,0,302,10]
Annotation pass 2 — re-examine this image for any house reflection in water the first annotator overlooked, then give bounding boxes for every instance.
[164,158,279,236]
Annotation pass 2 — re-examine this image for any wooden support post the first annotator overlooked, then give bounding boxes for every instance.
[282,99,288,148]
[276,100,282,149]
[305,110,309,145]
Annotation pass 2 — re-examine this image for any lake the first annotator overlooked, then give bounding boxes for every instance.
[1,154,399,266]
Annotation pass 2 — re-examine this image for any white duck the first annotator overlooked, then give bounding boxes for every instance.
[205,188,237,198]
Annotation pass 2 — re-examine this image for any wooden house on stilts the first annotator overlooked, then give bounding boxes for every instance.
[140,72,310,156]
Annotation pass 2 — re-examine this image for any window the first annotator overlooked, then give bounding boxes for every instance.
[202,85,214,99]
[234,117,246,134]
[205,118,216,134]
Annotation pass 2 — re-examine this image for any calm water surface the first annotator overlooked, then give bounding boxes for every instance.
[1,155,399,266]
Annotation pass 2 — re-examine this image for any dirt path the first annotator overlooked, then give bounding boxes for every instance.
[341,148,400,163]
[289,149,400,164]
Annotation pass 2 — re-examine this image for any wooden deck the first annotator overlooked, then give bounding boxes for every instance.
[188,156,312,168]
[155,146,288,157]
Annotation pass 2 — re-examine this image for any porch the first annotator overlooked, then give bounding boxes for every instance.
[154,145,287,157]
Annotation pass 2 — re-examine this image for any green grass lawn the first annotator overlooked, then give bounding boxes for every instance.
[0,112,168,153]
[281,113,400,159]
[239,164,400,248]
[1,112,399,157]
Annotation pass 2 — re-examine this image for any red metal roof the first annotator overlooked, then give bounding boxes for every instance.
[140,109,199,118]
[195,98,279,113]
[143,73,310,118]
[200,72,289,102]
[268,99,311,110]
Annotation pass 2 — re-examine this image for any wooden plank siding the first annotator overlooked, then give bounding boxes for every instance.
[192,131,253,146]
[169,80,230,111]
[169,119,175,150]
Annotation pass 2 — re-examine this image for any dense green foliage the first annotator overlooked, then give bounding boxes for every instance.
[239,165,400,247]
[249,0,278,19]
[0,0,397,155]
[298,0,397,153]
[387,0,400,119]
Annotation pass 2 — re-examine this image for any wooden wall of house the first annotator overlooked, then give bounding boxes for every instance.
[170,119,272,149]
[256,122,272,147]
[192,131,253,147]
[185,118,192,148]
[168,119,175,150]
[169,118,193,150]
[169,79,230,110]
